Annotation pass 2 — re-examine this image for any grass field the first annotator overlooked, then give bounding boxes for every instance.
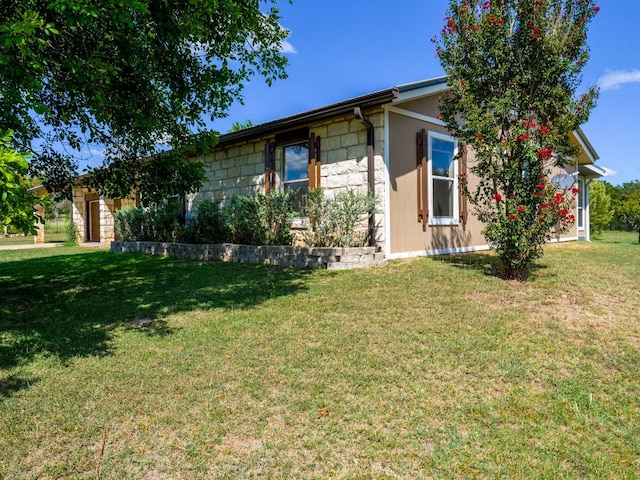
[1,232,638,478]
[0,215,71,246]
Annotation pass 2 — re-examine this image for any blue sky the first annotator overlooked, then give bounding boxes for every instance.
[210,0,640,186]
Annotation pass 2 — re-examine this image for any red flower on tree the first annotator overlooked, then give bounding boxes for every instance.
[518,132,530,141]
[509,214,518,221]
[493,193,502,202]
[517,205,525,213]
[537,148,553,160]
[572,186,580,194]
[554,193,563,203]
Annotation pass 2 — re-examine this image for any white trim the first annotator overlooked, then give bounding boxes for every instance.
[549,236,579,243]
[386,105,447,127]
[428,131,459,226]
[387,236,578,260]
[383,106,392,259]
[393,82,450,103]
[387,244,491,260]
[577,178,585,231]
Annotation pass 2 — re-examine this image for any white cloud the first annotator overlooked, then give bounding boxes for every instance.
[88,148,105,157]
[597,69,640,91]
[280,39,298,54]
[600,166,618,177]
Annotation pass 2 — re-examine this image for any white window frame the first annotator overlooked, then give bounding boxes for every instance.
[428,131,459,225]
[577,178,585,231]
[282,141,309,193]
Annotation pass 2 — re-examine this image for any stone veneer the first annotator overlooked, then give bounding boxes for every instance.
[188,108,387,248]
[111,241,386,270]
[71,187,136,246]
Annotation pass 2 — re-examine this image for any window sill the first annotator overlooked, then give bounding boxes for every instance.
[429,218,459,226]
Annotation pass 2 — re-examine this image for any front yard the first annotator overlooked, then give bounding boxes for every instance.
[1,233,638,478]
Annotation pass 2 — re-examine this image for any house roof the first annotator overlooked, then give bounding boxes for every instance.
[578,163,608,179]
[216,85,401,147]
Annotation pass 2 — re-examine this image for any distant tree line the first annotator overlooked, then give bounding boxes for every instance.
[594,180,640,243]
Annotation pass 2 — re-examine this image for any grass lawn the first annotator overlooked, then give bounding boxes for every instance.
[1,233,638,478]
[0,215,71,246]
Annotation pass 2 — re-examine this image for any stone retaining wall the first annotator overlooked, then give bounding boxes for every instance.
[110,241,386,270]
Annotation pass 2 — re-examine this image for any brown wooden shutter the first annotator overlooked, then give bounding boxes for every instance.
[417,129,428,225]
[264,140,275,193]
[458,143,468,225]
[308,133,321,189]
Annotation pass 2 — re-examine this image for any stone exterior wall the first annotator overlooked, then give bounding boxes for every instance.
[71,186,89,242]
[111,241,386,270]
[71,186,135,245]
[188,107,387,247]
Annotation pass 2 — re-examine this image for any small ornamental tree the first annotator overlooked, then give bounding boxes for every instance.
[435,0,599,279]
[588,179,613,238]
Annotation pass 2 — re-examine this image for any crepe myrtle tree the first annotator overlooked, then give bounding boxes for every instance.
[435,0,599,279]
[0,0,289,202]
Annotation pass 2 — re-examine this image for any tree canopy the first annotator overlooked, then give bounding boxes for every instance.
[0,0,289,202]
[0,130,41,234]
[435,0,599,279]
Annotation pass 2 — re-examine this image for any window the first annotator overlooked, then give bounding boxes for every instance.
[577,178,585,230]
[283,142,309,208]
[429,132,458,224]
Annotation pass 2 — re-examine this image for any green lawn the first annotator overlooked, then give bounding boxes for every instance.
[1,233,638,478]
[0,215,71,246]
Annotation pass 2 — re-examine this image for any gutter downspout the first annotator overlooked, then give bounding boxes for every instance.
[354,106,376,247]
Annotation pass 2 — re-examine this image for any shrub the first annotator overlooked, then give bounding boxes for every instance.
[301,188,377,247]
[181,199,230,244]
[116,192,297,246]
[258,189,296,246]
[65,218,78,244]
[226,195,266,245]
[115,207,146,241]
[115,203,182,242]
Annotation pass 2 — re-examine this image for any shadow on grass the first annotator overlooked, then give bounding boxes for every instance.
[433,251,502,277]
[434,250,552,281]
[0,250,311,389]
[0,373,39,398]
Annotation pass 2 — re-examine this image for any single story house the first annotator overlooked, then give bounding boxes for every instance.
[70,76,607,257]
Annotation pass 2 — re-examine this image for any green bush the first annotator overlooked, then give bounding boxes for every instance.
[115,203,182,242]
[180,199,230,244]
[64,218,78,244]
[258,189,296,246]
[115,191,297,246]
[226,195,265,245]
[301,188,377,247]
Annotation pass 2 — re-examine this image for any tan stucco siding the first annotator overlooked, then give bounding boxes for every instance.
[387,111,486,256]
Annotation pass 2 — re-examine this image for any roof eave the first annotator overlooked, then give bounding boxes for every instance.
[216,87,399,146]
